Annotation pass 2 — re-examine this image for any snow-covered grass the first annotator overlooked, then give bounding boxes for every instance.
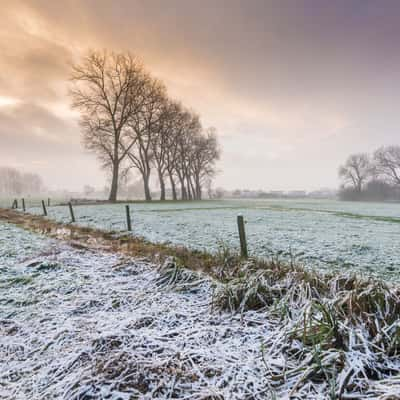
[0,222,272,399]
[1,221,400,399]
[213,259,400,398]
[26,198,400,282]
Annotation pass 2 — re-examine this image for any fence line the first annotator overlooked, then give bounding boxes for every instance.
[6,201,249,258]
[125,205,132,231]
[68,202,76,223]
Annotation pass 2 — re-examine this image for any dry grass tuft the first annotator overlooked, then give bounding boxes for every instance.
[155,257,206,291]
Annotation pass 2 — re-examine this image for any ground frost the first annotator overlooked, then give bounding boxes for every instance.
[26,199,400,281]
[1,222,399,399]
[1,225,270,399]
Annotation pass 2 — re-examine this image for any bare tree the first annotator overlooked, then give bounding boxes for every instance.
[374,146,400,186]
[70,50,147,201]
[190,127,220,200]
[338,153,373,192]
[124,77,166,201]
[164,101,184,200]
[150,97,175,200]
[0,167,22,195]
[0,167,44,196]
[71,49,221,202]
[174,110,202,200]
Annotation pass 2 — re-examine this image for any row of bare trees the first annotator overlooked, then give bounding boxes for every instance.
[70,51,220,201]
[0,167,44,196]
[338,146,400,200]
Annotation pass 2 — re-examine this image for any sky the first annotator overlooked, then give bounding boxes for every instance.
[1,0,400,192]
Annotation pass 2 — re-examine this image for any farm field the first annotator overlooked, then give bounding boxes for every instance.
[1,219,400,399]
[26,198,400,282]
[4,2,400,399]
[0,221,266,398]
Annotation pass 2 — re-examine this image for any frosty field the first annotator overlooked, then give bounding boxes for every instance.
[0,222,268,398]
[27,199,400,282]
[2,219,400,399]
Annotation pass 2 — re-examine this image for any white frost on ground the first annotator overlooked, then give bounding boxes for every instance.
[1,221,399,399]
[26,199,400,281]
[1,222,272,399]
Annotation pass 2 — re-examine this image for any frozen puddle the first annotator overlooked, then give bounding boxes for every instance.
[0,224,270,399]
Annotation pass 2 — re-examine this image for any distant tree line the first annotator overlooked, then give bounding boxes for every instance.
[70,50,220,202]
[338,146,400,201]
[0,167,44,196]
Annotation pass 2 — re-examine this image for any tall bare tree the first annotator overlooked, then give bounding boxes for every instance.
[338,153,373,192]
[175,110,202,200]
[70,50,147,201]
[374,146,400,186]
[150,98,176,200]
[163,101,184,200]
[190,127,220,200]
[71,49,221,202]
[124,77,166,201]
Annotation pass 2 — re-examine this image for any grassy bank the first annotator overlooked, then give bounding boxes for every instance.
[1,208,399,398]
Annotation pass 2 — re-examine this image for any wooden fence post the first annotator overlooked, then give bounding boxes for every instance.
[68,202,76,223]
[237,215,248,258]
[22,198,26,212]
[41,200,47,216]
[48,198,51,207]
[125,205,132,231]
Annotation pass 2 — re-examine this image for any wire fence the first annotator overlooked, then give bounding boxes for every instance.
[3,195,400,283]
[0,197,68,209]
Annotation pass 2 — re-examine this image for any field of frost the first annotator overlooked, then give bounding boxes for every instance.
[2,219,400,399]
[0,221,270,399]
[26,199,400,282]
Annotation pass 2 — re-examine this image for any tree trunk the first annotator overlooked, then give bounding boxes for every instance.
[177,171,187,200]
[187,176,195,200]
[180,178,187,200]
[143,172,152,201]
[158,169,166,201]
[186,180,192,200]
[195,178,201,200]
[169,172,177,200]
[108,161,119,202]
